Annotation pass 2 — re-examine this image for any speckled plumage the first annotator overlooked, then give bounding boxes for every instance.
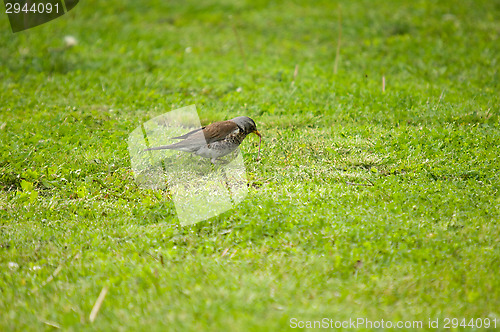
[144,116,261,164]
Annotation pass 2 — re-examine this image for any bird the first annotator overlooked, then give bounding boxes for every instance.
[143,116,261,164]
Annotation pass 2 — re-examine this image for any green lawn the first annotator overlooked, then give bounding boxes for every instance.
[1,0,499,330]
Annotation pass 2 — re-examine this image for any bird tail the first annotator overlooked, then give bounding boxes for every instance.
[143,144,176,152]
[143,140,200,152]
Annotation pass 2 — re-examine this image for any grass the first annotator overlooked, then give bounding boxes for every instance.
[1,0,499,330]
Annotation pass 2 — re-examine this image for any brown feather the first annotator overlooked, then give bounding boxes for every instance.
[202,121,239,143]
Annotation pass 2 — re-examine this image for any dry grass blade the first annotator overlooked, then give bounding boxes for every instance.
[30,252,81,294]
[333,5,342,74]
[42,320,61,329]
[89,286,109,323]
[291,64,299,86]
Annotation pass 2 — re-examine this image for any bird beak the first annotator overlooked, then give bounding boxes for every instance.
[254,130,261,137]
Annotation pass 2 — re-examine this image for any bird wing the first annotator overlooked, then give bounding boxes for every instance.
[171,121,239,143]
[202,120,240,143]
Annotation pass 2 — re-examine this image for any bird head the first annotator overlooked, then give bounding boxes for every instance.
[231,116,261,137]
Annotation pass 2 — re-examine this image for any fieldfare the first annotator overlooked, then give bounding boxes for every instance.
[144,116,261,164]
